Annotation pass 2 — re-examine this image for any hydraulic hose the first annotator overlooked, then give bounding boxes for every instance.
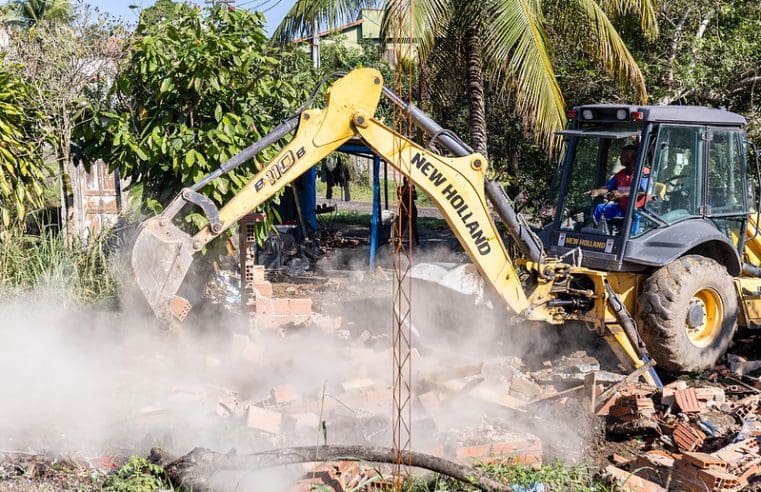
[381,87,545,264]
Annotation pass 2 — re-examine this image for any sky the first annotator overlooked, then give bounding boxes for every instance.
[85,0,297,35]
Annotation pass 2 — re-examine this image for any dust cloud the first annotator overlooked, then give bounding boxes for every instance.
[0,240,604,489]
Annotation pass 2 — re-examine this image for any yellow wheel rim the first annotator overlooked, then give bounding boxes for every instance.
[685,288,723,348]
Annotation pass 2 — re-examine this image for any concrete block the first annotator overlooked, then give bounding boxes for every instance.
[284,412,320,432]
[341,378,376,392]
[246,405,282,434]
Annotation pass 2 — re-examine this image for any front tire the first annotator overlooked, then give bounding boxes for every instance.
[638,255,737,373]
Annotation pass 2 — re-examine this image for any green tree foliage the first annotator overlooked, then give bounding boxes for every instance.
[136,0,195,33]
[5,6,123,237]
[275,0,656,155]
[2,0,74,29]
[77,4,313,217]
[0,63,48,230]
[634,0,761,140]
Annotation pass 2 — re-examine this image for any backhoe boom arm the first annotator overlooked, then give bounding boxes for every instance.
[131,69,532,320]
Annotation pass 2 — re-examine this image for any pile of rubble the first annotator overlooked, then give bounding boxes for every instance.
[599,359,761,491]
[204,264,761,490]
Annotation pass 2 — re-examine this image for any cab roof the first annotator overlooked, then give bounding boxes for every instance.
[574,104,746,126]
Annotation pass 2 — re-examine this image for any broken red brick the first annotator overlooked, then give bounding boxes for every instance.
[272,298,290,315]
[170,295,192,321]
[596,392,621,416]
[253,281,273,298]
[697,468,743,490]
[673,422,706,452]
[674,387,703,413]
[611,453,632,466]
[289,298,313,316]
[455,435,542,466]
[681,452,727,470]
[271,384,300,405]
[661,380,688,406]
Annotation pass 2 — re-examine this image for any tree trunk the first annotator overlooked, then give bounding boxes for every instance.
[149,445,513,492]
[57,158,68,238]
[61,116,81,241]
[465,24,488,159]
[418,53,429,113]
[311,18,320,69]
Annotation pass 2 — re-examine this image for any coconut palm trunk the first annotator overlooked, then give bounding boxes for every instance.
[465,24,488,159]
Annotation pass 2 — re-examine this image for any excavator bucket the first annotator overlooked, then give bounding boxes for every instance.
[410,263,484,298]
[131,216,197,321]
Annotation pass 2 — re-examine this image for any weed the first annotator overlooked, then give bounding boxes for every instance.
[405,461,617,491]
[0,230,122,306]
[99,456,171,491]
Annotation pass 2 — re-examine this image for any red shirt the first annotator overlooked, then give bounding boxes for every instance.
[609,167,649,210]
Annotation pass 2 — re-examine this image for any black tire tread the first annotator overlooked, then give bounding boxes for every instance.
[638,255,737,373]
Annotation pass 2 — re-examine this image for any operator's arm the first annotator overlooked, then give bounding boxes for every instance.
[588,175,618,198]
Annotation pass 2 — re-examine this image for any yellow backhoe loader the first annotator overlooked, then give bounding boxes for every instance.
[131,68,761,385]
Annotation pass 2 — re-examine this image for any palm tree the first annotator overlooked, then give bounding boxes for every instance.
[273,0,657,156]
[2,0,73,29]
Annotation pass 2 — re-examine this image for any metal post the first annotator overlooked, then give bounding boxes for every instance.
[384,160,389,210]
[370,155,381,270]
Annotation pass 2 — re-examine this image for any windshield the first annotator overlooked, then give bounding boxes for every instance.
[558,131,640,237]
[558,123,748,240]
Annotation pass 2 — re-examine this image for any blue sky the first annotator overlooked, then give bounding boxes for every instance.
[85,0,296,35]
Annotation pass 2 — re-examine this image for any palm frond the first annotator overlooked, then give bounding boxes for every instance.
[596,0,659,38]
[482,0,565,152]
[572,0,649,101]
[271,0,378,45]
[380,0,450,60]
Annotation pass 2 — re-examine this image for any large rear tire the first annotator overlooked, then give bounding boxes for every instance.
[638,255,738,373]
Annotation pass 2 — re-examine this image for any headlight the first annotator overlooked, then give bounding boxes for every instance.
[582,109,594,120]
[616,109,628,120]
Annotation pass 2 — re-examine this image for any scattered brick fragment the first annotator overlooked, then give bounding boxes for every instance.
[246,405,283,434]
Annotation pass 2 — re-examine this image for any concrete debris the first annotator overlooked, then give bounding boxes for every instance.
[290,461,392,491]
[204,263,761,491]
[603,465,666,492]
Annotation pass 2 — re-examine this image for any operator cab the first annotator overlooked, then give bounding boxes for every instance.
[545,104,750,274]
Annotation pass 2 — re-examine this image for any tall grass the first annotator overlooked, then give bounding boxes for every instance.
[0,230,121,306]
